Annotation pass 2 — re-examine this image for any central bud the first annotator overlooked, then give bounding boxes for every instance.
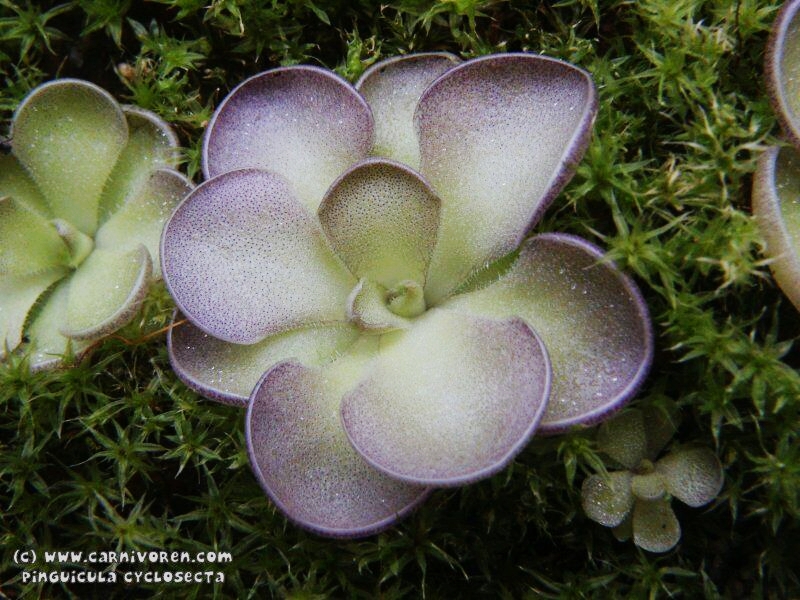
[52,218,94,269]
[385,280,426,318]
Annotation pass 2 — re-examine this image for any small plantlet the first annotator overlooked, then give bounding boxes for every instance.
[581,403,724,553]
[160,53,654,537]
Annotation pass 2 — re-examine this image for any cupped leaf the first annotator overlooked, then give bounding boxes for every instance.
[581,471,634,527]
[98,106,180,221]
[632,498,680,553]
[161,169,355,344]
[11,79,128,235]
[752,146,800,311]
[246,349,430,538]
[96,169,193,277]
[0,154,51,217]
[25,278,92,370]
[656,447,723,508]
[203,66,373,212]
[61,245,152,340]
[597,409,647,469]
[355,53,461,168]
[0,268,66,356]
[346,279,412,332]
[318,158,440,289]
[168,310,360,406]
[0,196,68,276]
[416,54,597,302]
[766,0,800,148]
[445,233,653,432]
[340,309,551,486]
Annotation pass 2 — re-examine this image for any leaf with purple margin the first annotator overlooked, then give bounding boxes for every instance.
[203,66,373,212]
[318,158,440,289]
[656,447,723,508]
[161,169,355,345]
[752,146,800,312]
[340,309,550,486]
[168,311,360,406]
[416,54,597,302]
[444,233,653,433]
[11,79,128,235]
[356,53,460,168]
[246,341,430,537]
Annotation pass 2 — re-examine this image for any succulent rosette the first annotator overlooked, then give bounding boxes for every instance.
[1,79,192,369]
[581,406,724,553]
[161,53,654,537]
[754,0,800,310]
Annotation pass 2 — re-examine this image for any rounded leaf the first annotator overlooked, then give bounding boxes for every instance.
[752,146,800,311]
[656,447,723,508]
[246,358,430,538]
[341,309,551,486]
[161,169,355,344]
[356,52,461,168]
[766,0,800,148]
[417,54,598,301]
[632,498,681,553]
[203,66,373,212]
[445,233,653,432]
[581,471,634,527]
[597,409,647,469]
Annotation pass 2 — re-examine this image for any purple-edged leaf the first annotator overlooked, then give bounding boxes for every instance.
[246,355,430,538]
[98,106,180,221]
[632,498,680,553]
[0,154,52,218]
[61,245,152,340]
[355,53,461,168]
[656,447,723,508]
[597,409,647,469]
[445,233,653,433]
[752,146,800,311]
[340,309,551,486]
[96,169,193,278]
[0,196,69,276]
[25,278,91,370]
[416,54,597,301]
[766,0,800,148]
[161,169,355,344]
[581,471,634,527]
[168,311,360,406]
[318,159,440,288]
[203,66,373,212]
[0,268,66,357]
[11,79,128,235]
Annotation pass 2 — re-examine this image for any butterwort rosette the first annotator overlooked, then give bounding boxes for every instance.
[161,53,654,537]
[1,79,192,369]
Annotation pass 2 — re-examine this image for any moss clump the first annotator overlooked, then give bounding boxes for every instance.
[1,0,799,597]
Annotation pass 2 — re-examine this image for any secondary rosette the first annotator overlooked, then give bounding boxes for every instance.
[161,52,653,536]
[1,79,191,368]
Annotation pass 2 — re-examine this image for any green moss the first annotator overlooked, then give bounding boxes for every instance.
[2,0,799,597]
